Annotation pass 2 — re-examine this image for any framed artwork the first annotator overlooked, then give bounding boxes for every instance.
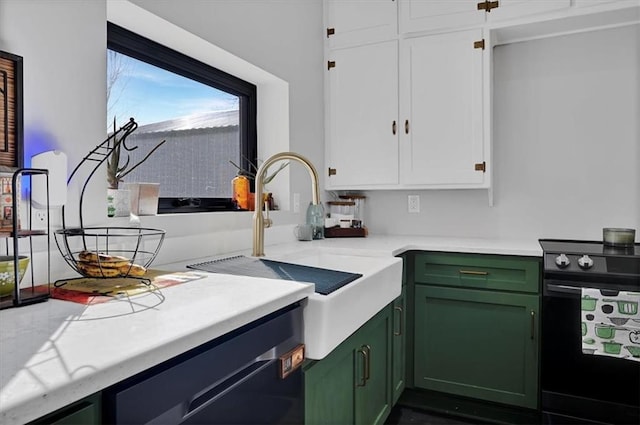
[0,50,24,169]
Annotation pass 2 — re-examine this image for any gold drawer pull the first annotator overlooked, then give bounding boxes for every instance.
[530,310,536,340]
[459,270,489,276]
[363,344,371,381]
[356,348,367,387]
[394,306,403,336]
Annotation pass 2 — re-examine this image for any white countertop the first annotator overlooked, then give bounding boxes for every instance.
[0,235,542,424]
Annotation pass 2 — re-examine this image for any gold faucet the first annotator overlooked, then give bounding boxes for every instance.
[253,152,320,257]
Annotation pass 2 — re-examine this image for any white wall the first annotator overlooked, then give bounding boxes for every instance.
[128,0,325,205]
[365,24,640,242]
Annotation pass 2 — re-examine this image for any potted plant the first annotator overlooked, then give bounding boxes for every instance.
[106,119,165,216]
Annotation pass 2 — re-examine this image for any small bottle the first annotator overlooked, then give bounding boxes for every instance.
[306,202,325,240]
[232,173,250,210]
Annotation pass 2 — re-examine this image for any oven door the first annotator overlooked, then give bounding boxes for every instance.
[542,279,640,425]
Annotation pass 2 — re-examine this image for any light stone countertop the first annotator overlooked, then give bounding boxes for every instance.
[0,235,542,424]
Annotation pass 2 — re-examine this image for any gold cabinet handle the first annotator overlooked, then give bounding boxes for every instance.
[364,344,371,382]
[530,310,535,340]
[392,120,397,135]
[404,119,409,134]
[394,306,403,336]
[356,348,367,387]
[459,270,489,276]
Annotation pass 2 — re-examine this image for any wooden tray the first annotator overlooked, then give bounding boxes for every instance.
[324,227,367,238]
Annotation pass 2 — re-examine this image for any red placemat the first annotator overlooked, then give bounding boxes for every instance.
[33,270,208,305]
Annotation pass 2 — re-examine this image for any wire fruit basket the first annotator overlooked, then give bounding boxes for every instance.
[55,227,165,281]
[55,118,166,284]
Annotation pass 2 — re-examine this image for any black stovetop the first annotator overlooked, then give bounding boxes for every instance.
[539,239,640,258]
[539,239,640,279]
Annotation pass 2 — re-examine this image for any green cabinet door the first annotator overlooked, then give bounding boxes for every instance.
[305,305,393,425]
[355,306,392,425]
[414,285,539,409]
[304,340,356,425]
[391,287,406,404]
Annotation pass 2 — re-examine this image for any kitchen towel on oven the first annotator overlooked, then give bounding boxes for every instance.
[581,288,640,362]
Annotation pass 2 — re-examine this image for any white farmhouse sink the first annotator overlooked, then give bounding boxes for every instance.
[265,248,403,359]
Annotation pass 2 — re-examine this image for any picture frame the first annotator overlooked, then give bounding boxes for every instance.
[0,50,24,169]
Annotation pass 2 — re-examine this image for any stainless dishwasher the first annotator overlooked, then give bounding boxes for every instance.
[103,303,305,424]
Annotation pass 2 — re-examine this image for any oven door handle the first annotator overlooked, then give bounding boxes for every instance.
[545,283,582,295]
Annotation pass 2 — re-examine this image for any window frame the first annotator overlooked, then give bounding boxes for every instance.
[106,22,257,213]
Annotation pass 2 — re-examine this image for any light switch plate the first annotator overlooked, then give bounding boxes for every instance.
[408,195,420,213]
[293,193,300,213]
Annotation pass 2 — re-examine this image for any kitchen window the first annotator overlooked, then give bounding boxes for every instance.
[107,22,257,213]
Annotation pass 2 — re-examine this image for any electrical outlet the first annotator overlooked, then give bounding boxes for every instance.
[293,193,300,213]
[408,195,420,213]
[32,209,48,230]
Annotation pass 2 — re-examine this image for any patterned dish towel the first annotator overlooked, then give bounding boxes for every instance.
[581,288,640,362]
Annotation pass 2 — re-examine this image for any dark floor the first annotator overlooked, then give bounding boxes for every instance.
[386,406,481,425]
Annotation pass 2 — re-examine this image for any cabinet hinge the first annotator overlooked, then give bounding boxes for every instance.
[477,1,499,12]
[474,162,486,172]
[326,27,335,38]
[327,60,336,70]
[328,167,337,176]
[473,39,485,50]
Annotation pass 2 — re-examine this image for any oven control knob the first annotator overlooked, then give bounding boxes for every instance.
[555,254,570,268]
[578,255,594,270]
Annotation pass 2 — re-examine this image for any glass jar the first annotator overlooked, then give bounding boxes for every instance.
[339,194,366,228]
[305,202,325,240]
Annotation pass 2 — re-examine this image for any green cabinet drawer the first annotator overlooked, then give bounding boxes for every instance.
[414,252,541,293]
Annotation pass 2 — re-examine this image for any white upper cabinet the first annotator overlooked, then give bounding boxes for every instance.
[325,40,400,189]
[325,0,398,48]
[574,0,637,8]
[399,29,487,187]
[399,0,484,33]
[398,0,574,33]
[485,0,571,23]
[322,0,636,191]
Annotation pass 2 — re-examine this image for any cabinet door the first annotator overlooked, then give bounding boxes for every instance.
[304,346,355,425]
[355,306,392,425]
[325,0,397,48]
[486,0,570,22]
[326,40,399,189]
[392,288,407,405]
[399,0,484,33]
[400,29,486,187]
[574,0,630,7]
[414,285,539,409]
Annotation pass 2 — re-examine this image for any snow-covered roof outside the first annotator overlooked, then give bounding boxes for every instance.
[135,109,239,134]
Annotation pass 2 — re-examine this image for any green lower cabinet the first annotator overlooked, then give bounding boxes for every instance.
[304,343,356,425]
[305,305,393,425]
[414,284,539,409]
[391,287,406,405]
[28,393,101,425]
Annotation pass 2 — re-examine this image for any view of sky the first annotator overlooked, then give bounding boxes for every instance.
[106,50,239,129]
